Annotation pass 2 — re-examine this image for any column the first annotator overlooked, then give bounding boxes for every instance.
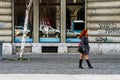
[61,0,66,43]
[33,0,39,43]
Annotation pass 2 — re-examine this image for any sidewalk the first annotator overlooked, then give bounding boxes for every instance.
[1,53,120,74]
[2,52,120,59]
[1,74,120,80]
[1,53,120,80]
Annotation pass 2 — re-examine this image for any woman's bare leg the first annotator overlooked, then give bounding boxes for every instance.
[80,53,84,59]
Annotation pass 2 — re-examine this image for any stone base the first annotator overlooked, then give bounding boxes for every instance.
[2,43,120,55]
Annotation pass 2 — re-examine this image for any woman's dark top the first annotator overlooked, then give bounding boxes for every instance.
[80,36,90,54]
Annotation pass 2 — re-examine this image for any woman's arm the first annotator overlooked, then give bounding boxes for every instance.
[81,36,85,45]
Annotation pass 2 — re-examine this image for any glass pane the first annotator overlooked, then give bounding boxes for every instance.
[67,0,85,4]
[39,0,60,43]
[66,0,85,43]
[14,0,33,43]
[40,0,60,3]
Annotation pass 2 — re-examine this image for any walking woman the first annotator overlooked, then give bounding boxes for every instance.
[78,29,93,69]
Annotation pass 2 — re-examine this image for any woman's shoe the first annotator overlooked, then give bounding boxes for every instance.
[86,59,93,69]
[79,66,84,69]
[88,66,93,69]
[79,59,84,69]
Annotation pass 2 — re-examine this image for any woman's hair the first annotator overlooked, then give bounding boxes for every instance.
[78,29,88,38]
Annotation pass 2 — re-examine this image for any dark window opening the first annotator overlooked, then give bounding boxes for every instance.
[77,7,85,21]
[73,21,84,30]
[66,8,71,29]
[42,46,58,53]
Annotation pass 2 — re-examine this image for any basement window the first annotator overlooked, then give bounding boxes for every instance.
[42,46,58,53]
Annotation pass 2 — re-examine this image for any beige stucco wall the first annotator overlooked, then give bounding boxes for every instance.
[87,0,120,43]
[86,0,120,54]
[0,0,12,42]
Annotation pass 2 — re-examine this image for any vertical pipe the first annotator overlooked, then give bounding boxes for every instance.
[85,0,87,29]
[12,0,14,42]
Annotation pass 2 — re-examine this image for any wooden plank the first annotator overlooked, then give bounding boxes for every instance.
[3,22,12,28]
[88,1,120,8]
[0,30,11,35]
[87,8,120,15]
[0,22,12,29]
[0,36,11,42]
[0,15,11,21]
[87,16,120,21]
[0,1,11,8]
[0,8,11,15]
[87,0,120,2]
[0,0,12,2]
[88,29,120,36]
[87,22,120,29]
[88,36,120,43]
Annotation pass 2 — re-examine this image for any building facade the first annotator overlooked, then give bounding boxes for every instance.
[0,0,120,54]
